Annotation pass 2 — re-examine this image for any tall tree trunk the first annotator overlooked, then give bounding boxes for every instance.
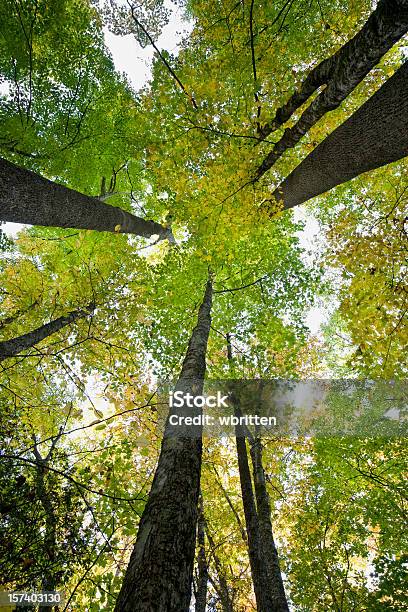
[0,157,172,241]
[194,493,208,612]
[205,525,234,612]
[267,60,408,212]
[114,278,213,612]
[228,335,288,610]
[0,302,94,361]
[227,334,272,610]
[256,0,408,176]
[249,438,289,611]
[235,425,274,612]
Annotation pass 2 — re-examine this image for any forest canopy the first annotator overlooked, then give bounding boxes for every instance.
[0,0,407,610]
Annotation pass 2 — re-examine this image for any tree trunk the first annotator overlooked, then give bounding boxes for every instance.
[235,426,274,612]
[256,0,408,176]
[227,334,274,610]
[205,526,234,612]
[249,438,289,611]
[195,494,208,612]
[114,278,213,612]
[0,302,94,361]
[267,60,408,211]
[0,157,172,241]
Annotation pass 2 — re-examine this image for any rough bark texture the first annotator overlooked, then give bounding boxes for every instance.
[256,0,408,178]
[194,494,208,612]
[228,334,275,610]
[114,279,213,612]
[0,157,172,240]
[0,303,94,361]
[205,526,234,612]
[267,60,408,211]
[235,426,274,612]
[249,438,289,611]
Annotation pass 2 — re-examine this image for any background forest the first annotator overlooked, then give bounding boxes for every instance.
[0,0,407,610]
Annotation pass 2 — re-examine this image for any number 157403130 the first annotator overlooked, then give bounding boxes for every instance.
[0,592,63,607]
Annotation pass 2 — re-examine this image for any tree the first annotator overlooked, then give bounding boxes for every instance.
[235,421,273,612]
[266,61,408,211]
[0,0,141,179]
[228,336,289,612]
[283,432,408,610]
[249,436,289,611]
[114,277,213,611]
[318,161,408,378]
[0,157,172,241]
[255,0,408,174]
[1,0,407,609]
[0,302,95,361]
[0,428,99,603]
[0,220,11,251]
[0,350,152,610]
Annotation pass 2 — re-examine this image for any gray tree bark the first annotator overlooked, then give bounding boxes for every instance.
[235,426,274,612]
[205,525,234,612]
[0,303,94,361]
[256,0,408,177]
[249,438,289,611]
[0,157,173,241]
[227,333,274,611]
[114,278,213,612]
[267,60,408,212]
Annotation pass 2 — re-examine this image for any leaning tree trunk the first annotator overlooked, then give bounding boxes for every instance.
[256,0,408,176]
[194,494,208,612]
[266,60,408,212]
[114,278,213,612]
[249,437,289,611]
[0,157,172,241]
[0,302,94,361]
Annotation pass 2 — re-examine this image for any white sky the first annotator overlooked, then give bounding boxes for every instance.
[103,2,193,90]
[293,207,329,334]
